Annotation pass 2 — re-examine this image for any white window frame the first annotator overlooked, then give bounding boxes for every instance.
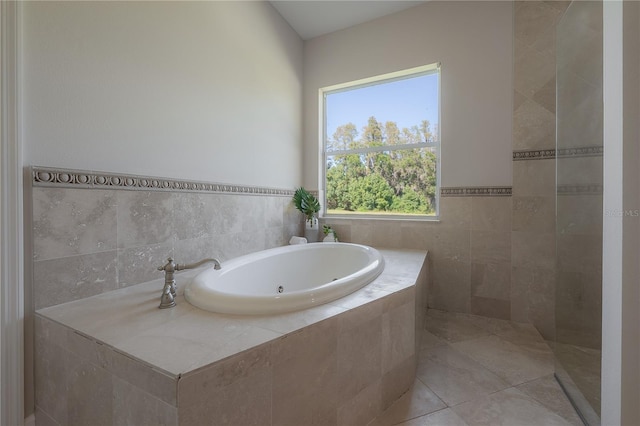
[319,63,441,220]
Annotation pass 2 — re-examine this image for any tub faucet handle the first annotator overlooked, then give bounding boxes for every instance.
[158,257,177,272]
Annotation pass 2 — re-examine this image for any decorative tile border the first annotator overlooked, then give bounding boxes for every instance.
[31,166,295,196]
[557,184,603,196]
[513,149,556,161]
[557,146,603,158]
[440,187,512,197]
[513,146,604,161]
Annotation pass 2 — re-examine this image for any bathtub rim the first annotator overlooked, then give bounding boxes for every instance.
[184,242,385,315]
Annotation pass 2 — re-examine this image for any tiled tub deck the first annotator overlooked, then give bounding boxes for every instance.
[35,248,429,426]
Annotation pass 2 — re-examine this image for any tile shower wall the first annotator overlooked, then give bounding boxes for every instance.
[29,168,302,310]
[511,157,556,340]
[325,193,513,320]
[511,0,570,340]
[555,0,603,351]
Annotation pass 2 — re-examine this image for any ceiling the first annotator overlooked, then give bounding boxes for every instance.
[270,1,427,41]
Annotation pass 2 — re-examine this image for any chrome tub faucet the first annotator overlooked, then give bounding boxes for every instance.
[157,257,221,309]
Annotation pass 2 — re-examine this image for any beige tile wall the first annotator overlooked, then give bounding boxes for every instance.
[324,195,512,320]
[30,186,302,310]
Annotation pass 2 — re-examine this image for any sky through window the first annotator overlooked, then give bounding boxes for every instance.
[325,72,439,142]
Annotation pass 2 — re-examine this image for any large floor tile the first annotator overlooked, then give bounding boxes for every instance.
[416,345,509,406]
[420,330,446,350]
[452,387,574,426]
[367,379,446,426]
[372,312,582,426]
[451,335,553,385]
[494,323,549,349]
[424,310,490,343]
[516,374,583,426]
[396,408,469,426]
[468,315,539,338]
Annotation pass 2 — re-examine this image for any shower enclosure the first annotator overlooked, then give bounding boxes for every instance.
[555,1,603,425]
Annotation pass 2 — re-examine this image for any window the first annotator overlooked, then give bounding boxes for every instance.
[321,64,440,219]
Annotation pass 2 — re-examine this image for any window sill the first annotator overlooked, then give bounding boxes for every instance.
[320,213,440,223]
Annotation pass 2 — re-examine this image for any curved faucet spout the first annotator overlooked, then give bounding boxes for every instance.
[177,258,221,271]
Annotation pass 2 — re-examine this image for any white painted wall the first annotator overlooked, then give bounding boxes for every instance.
[1,3,25,424]
[22,1,303,188]
[302,1,513,189]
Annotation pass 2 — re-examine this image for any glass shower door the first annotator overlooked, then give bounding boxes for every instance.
[555,1,603,425]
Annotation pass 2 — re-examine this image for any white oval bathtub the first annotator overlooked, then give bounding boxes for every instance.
[184,243,384,315]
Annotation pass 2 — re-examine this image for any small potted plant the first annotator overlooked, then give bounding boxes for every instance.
[322,225,339,242]
[292,187,320,242]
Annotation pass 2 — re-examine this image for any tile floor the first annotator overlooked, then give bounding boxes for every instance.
[369,309,584,426]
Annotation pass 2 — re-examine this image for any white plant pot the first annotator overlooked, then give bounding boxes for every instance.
[323,234,336,242]
[304,216,319,242]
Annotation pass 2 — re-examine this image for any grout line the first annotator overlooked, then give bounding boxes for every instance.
[390,406,451,426]
[33,247,118,263]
